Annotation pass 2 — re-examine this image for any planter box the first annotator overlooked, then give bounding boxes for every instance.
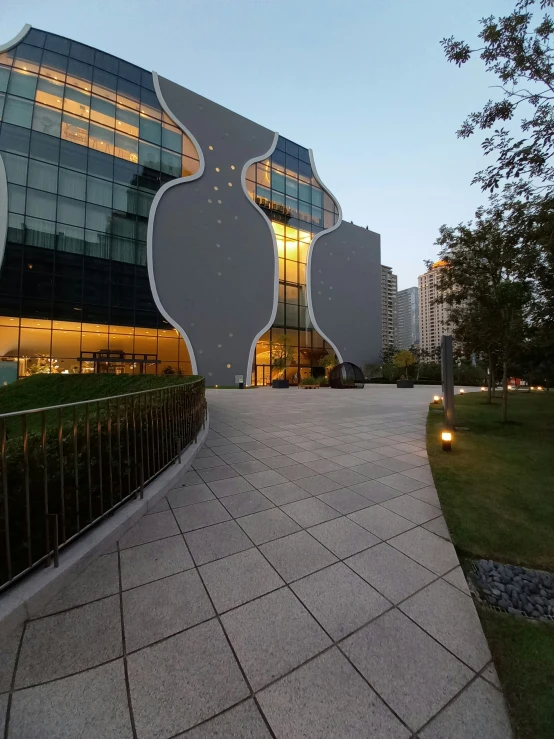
[272,379,289,389]
[397,380,414,388]
[299,385,319,389]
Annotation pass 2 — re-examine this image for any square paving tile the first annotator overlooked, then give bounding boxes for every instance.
[236,440,269,451]
[199,548,284,612]
[146,497,170,514]
[118,510,179,549]
[420,678,512,739]
[276,464,318,481]
[346,542,435,604]
[217,451,255,464]
[237,508,301,545]
[372,446,406,458]
[260,531,337,582]
[308,517,379,559]
[174,500,231,533]
[443,565,470,595]
[400,579,491,670]
[382,495,441,524]
[249,447,283,460]
[280,498,340,527]
[324,468,368,487]
[292,562,390,640]
[198,466,241,483]
[193,456,227,470]
[39,553,119,616]
[318,488,374,514]
[120,535,193,590]
[16,596,122,688]
[423,515,451,540]
[9,660,132,739]
[167,483,215,509]
[396,453,428,467]
[0,623,23,693]
[350,448,388,462]
[302,458,342,474]
[287,450,320,463]
[184,700,272,738]
[244,470,288,489]
[401,465,435,485]
[128,620,249,739]
[342,609,473,731]
[220,490,274,518]
[185,520,253,565]
[206,476,255,498]
[258,648,410,739]
[206,444,239,456]
[410,485,441,506]
[123,569,214,652]
[255,481,310,505]
[375,473,429,493]
[348,505,415,540]
[295,474,343,495]
[348,479,404,503]
[332,454,368,468]
[389,527,459,575]
[370,456,417,472]
[261,454,299,469]
[221,588,331,689]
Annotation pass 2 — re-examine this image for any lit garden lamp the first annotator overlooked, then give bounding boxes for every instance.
[538,386,544,391]
[432,395,440,404]
[441,430,452,452]
[480,386,486,392]
[459,388,465,395]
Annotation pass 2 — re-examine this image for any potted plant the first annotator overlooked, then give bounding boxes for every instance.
[319,376,330,387]
[393,350,415,388]
[271,333,294,388]
[299,376,319,389]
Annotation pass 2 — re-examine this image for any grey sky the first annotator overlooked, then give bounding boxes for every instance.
[2,0,506,289]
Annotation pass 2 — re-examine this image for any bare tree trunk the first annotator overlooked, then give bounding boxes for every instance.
[487,351,493,404]
[501,360,508,423]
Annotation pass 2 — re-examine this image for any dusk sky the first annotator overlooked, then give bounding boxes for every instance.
[3,0,507,289]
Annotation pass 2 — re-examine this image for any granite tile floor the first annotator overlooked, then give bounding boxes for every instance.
[0,385,513,738]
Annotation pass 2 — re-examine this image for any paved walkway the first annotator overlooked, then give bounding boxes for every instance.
[0,386,512,738]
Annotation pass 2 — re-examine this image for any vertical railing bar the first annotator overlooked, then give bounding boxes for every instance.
[117,398,122,501]
[73,406,80,534]
[125,396,131,497]
[139,394,145,487]
[86,404,92,524]
[131,395,138,493]
[1,419,12,582]
[42,411,50,567]
[107,399,113,510]
[97,401,103,516]
[155,390,161,472]
[23,414,32,567]
[58,407,66,543]
[145,392,151,481]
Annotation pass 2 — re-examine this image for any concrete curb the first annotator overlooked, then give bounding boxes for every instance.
[0,414,209,639]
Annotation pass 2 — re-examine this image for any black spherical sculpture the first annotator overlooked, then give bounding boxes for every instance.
[328,362,365,389]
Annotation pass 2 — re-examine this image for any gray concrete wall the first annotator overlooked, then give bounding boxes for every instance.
[149,76,277,386]
[310,221,382,367]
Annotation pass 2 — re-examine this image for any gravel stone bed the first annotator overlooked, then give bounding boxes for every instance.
[470,559,554,622]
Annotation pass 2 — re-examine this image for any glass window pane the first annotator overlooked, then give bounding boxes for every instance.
[94,50,118,75]
[136,190,153,218]
[161,148,180,177]
[85,229,110,259]
[161,124,181,153]
[182,135,197,160]
[139,140,160,170]
[139,116,161,145]
[59,167,86,199]
[45,34,70,56]
[63,85,90,118]
[25,29,47,49]
[3,95,33,127]
[30,130,60,163]
[286,304,298,328]
[299,182,311,204]
[298,263,306,285]
[56,224,84,254]
[86,203,111,232]
[59,139,87,171]
[110,213,135,239]
[113,183,136,213]
[285,139,299,157]
[271,170,284,193]
[14,44,42,73]
[26,189,56,220]
[28,159,58,193]
[286,196,298,218]
[286,285,298,303]
[7,69,37,99]
[323,210,335,228]
[66,59,93,91]
[111,236,135,263]
[140,88,161,119]
[312,206,323,227]
[278,258,285,281]
[275,303,285,326]
[271,149,285,172]
[116,104,139,136]
[0,68,9,93]
[61,112,89,146]
[87,176,112,207]
[25,216,55,248]
[298,160,311,182]
[8,183,26,214]
[286,260,298,283]
[40,50,67,81]
[88,122,114,156]
[181,155,198,176]
[90,95,115,129]
[58,196,85,226]
[36,76,64,108]
[92,67,117,101]
[114,131,138,162]
[87,149,113,180]
[117,78,140,109]
[0,122,31,154]
[7,212,25,243]
[70,42,94,65]
[276,137,286,152]
[32,103,62,137]
[285,176,298,197]
[2,151,28,185]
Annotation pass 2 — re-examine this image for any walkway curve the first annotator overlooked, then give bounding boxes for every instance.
[0,385,512,738]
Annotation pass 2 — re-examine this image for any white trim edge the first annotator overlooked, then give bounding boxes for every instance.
[0,154,8,274]
[306,149,344,362]
[147,72,206,375]
[0,24,31,53]
[243,132,280,385]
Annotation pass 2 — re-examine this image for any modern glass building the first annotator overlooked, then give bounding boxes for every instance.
[0,26,382,386]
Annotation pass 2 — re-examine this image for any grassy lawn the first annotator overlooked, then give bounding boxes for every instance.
[0,373,202,415]
[427,391,554,739]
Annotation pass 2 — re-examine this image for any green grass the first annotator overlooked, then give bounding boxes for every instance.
[427,391,554,739]
[0,373,202,415]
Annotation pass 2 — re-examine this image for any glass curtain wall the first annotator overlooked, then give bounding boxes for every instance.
[0,29,198,377]
[246,136,339,385]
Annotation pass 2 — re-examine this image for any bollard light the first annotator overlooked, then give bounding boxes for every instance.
[531,386,536,390]
[441,430,452,451]
[538,386,544,391]
[459,388,465,395]
[480,386,486,391]
[433,395,440,404]
[215,385,218,388]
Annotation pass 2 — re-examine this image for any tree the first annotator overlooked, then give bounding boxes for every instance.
[442,0,554,199]
[270,333,295,380]
[364,362,381,380]
[392,350,416,379]
[318,351,337,375]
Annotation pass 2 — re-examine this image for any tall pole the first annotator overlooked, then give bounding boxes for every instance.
[441,335,455,429]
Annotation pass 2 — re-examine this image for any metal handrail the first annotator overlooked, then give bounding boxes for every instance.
[0,379,206,592]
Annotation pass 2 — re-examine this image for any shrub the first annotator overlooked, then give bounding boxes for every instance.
[300,376,317,385]
[318,376,329,386]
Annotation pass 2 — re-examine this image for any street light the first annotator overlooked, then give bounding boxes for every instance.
[441,430,452,451]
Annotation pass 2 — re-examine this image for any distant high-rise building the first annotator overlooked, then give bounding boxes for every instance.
[396,287,419,349]
[418,261,452,356]
[381,265,397,353]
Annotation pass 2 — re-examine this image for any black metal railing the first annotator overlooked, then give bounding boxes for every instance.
[0,379,206,592]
